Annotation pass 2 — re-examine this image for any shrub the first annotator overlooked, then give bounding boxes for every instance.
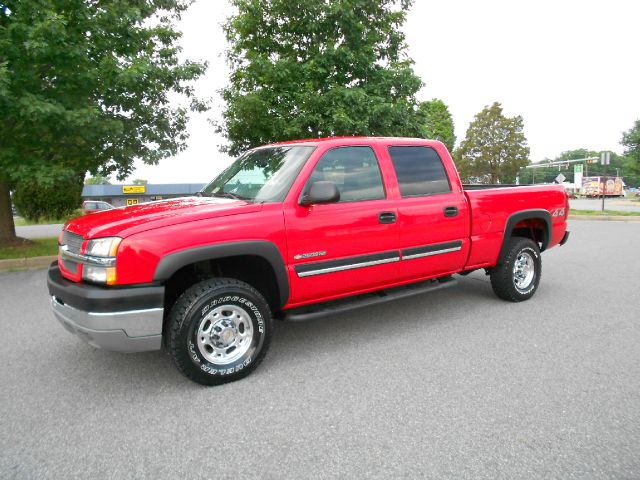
[13,173,83,221]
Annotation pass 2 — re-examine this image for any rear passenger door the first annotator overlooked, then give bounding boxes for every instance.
[386,145,470,281]
[284,145,399,305]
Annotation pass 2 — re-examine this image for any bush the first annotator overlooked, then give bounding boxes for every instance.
[13,174,83,221]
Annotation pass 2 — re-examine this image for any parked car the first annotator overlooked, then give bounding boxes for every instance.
[82,200,114,215]
[48,137,570,386]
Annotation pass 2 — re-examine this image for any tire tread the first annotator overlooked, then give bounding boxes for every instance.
[167,277,272,386]
[490,237,541,302]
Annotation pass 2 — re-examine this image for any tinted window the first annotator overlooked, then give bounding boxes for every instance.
[306,146,385,202]
[388,146,451,197]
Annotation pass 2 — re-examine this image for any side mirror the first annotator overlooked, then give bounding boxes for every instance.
[300,181,340,206]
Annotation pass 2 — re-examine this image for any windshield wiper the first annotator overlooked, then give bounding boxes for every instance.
[210,191,251,201]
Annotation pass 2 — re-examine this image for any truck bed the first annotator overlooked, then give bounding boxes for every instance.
[462,184,568,270]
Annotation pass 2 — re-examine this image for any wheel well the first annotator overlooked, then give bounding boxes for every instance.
[511,218,547,248]
[163,255,281,315]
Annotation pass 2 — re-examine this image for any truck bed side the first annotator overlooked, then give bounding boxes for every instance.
[463,185,569,270]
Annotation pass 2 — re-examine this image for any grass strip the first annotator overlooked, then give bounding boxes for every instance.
[0,237,59,260]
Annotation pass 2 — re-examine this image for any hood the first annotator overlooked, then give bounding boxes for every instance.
[64,197,263,239]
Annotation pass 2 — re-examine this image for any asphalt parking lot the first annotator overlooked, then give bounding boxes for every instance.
[1,220,639,479]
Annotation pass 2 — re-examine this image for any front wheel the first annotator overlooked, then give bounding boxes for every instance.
[490,237,541,302]
[168,278,272,386]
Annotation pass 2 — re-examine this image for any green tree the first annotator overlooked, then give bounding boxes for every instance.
[418,99,455,151]
[13,172,82,221]
[132,179,148,185]
[85,174,112,185]
[556,149,598,161]
[219,0,424,156]
[456,102,530,183]
[0,0,206,243]
[621,119,640,176]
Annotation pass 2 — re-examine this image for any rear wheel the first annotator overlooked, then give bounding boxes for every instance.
[490,237,541,302]
[168,278,272,386]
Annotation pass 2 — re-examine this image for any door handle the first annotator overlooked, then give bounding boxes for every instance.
[378,212,397,224]
[444,206,458,217]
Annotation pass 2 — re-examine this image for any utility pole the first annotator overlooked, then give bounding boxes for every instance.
[601,152,610,212]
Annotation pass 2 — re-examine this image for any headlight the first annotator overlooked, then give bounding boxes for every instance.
[83,265,117,285]
[85,237,121,257]
[81,237,121,285]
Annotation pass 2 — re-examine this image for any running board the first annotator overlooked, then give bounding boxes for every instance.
[284,276,457,322]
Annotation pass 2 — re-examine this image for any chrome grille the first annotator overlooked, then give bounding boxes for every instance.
[61,230,84,254]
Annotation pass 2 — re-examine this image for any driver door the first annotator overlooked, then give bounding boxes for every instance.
[284,145,399,306]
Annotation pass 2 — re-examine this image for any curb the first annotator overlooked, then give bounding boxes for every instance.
[0,255,57,272]
[569,215,640,221]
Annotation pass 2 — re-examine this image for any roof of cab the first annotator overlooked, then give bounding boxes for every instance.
[265,136,443,148]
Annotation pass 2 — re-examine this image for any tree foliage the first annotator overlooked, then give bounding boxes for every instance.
[13,171,83,221]
[85,174,111,185]
[456,102,530,183]
[219,0,424,156]
[621,119,640,176]
[418,99,455,152]
[0,0,206,242]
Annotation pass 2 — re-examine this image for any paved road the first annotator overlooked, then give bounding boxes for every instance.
[15,223,64,239]
[1,220,639,479]
[570,197,640,212]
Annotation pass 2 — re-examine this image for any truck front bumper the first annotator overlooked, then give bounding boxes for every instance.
[47,263,165,352]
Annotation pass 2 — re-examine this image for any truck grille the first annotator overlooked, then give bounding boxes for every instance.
[61,230,84,254]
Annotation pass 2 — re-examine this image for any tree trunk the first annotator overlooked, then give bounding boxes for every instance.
[0,180,17,244]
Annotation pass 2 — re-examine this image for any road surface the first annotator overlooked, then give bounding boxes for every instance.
[1,220,639,479]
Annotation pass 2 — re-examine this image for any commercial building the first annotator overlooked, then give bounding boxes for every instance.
[81,184,206,208]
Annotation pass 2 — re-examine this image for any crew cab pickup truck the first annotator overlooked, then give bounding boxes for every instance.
[48,137,570,385]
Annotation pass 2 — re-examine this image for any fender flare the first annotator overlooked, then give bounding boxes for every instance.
[153,241,289,307]
[499,209,552,260]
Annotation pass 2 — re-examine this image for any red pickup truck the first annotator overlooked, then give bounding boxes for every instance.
[48,137,570,385]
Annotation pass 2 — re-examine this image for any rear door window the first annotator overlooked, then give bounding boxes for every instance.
[388,146,451,197]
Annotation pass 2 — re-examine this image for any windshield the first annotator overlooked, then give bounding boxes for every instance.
[201,146,316,203]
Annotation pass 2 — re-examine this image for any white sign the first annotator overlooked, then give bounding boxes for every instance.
[555,173,566,184]
[600,151,610,165]
[574,164,583,189]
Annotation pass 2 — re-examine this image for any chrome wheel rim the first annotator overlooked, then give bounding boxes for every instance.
[513,251,535,291]
[196,305,253,365]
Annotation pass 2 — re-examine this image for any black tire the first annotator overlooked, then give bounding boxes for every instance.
[490,237,541,302]
[167,277,272,386]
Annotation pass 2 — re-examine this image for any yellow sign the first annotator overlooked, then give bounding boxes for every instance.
[123,185,146,194]
[127,198,139,206]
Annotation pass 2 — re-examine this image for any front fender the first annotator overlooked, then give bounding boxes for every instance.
[152,241,289,307]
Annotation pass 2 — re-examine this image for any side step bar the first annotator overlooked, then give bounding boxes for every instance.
[284,276,457,322]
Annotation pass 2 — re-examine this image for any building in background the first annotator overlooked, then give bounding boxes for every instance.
[82,184,206,207]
